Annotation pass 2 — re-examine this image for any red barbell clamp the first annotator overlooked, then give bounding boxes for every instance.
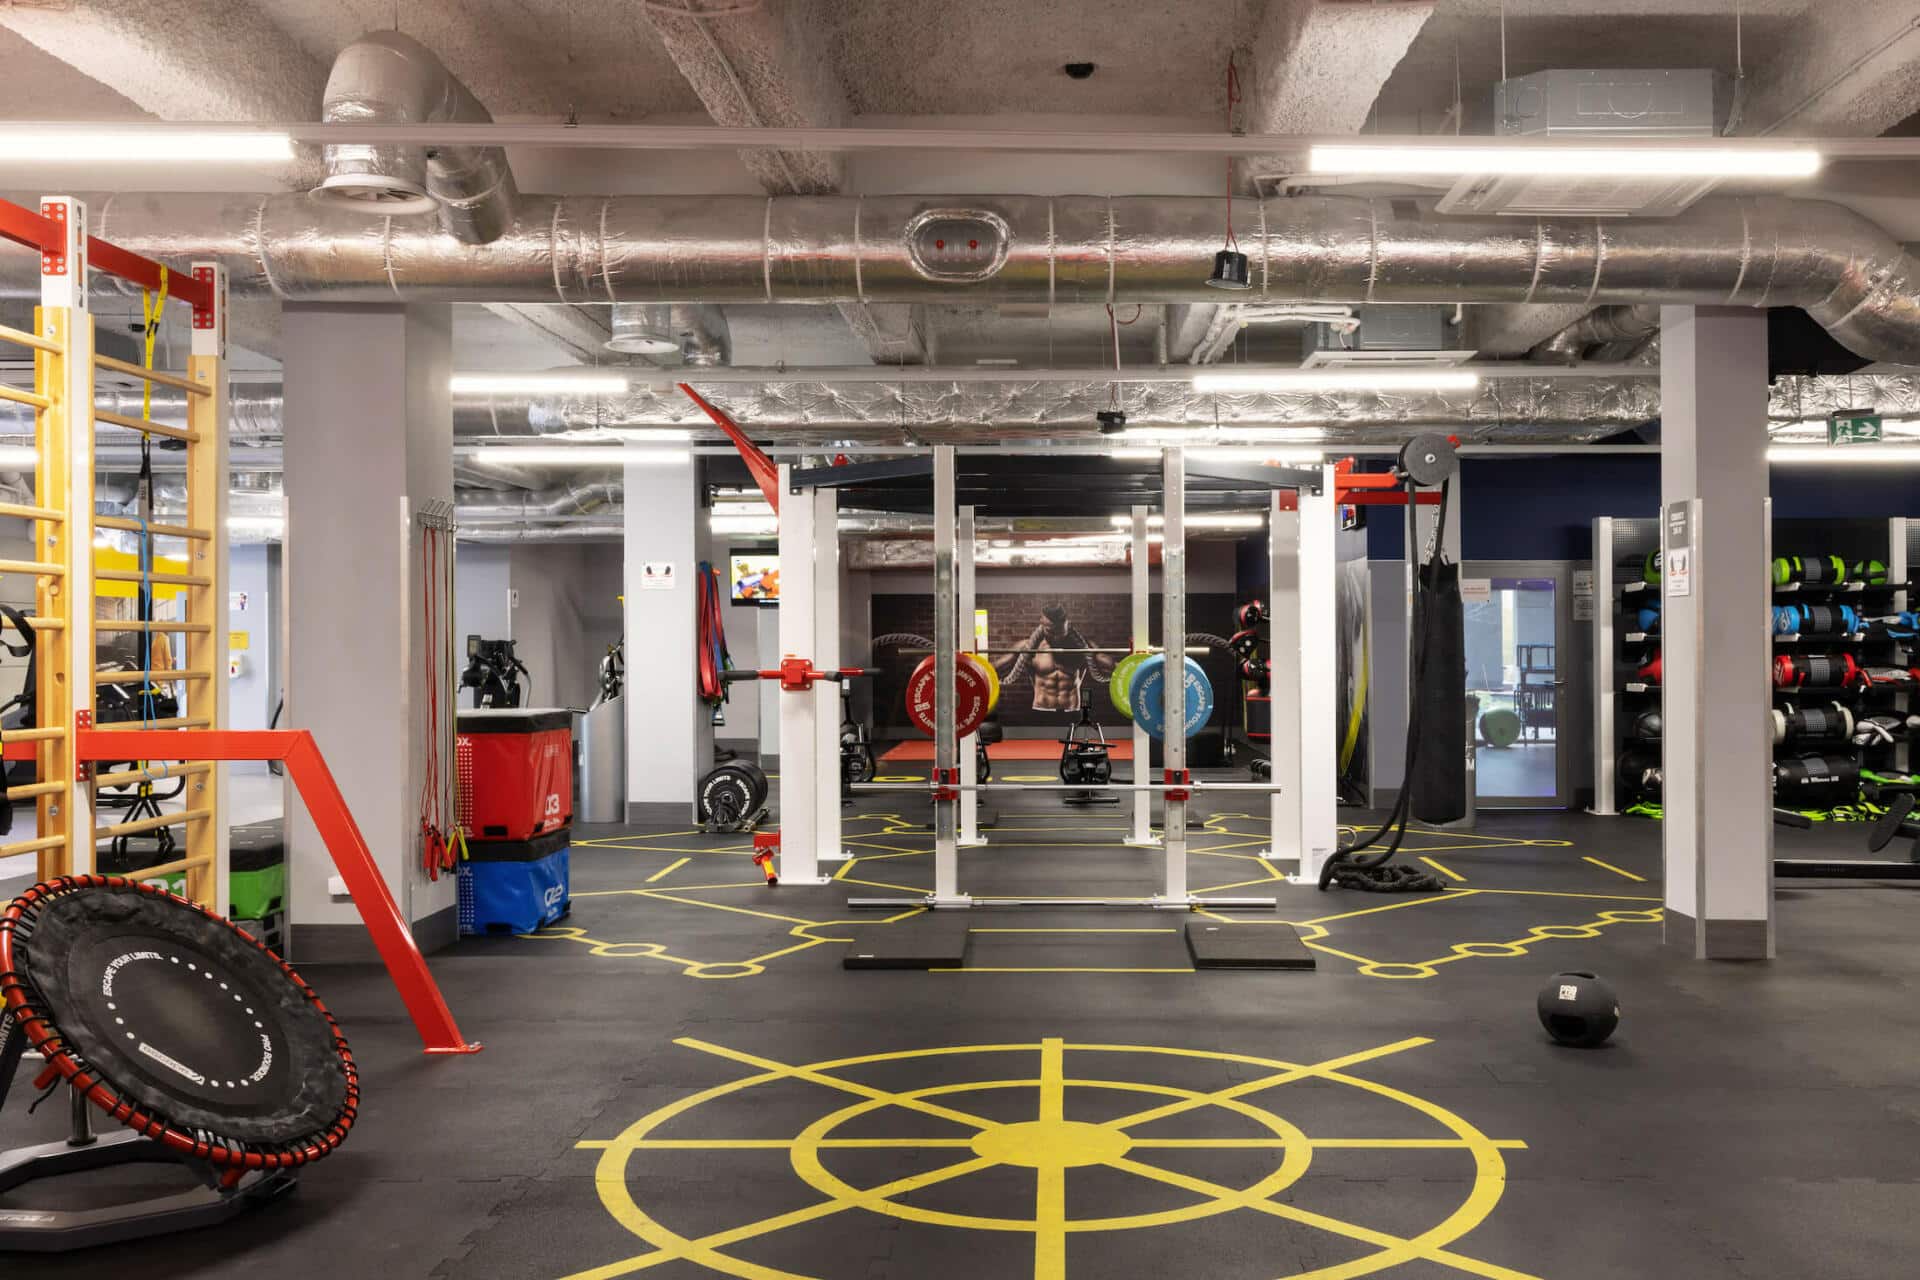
[932,767,960,802]
[1163,768,1192,802]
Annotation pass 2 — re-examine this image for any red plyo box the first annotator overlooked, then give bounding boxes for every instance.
[457,709,574,841]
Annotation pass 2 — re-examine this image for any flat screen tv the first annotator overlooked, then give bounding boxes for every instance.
[728,550,780,606]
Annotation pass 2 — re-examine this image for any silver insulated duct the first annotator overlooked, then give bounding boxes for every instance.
[309,30,519,245]
[10,192,1920,363]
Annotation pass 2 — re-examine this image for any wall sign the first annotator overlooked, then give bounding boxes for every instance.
[1572,569,1594,596]
[1664,501,1693,598]
[1459,578,1492,604]
[641,561,676,591]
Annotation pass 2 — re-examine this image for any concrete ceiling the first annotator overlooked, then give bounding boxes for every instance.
[2,0,1919,392]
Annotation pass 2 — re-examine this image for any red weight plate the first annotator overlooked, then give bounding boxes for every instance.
[904,655,990,739]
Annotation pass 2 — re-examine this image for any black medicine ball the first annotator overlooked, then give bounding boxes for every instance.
[1537,971,1620,1048]
[1632,710,1662,740]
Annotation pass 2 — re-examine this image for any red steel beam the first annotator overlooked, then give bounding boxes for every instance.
[0,196,213,313]
[76,728,480,1056]
[678,382,781,515]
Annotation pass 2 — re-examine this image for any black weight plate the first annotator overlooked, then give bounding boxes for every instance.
[699,765,759,830]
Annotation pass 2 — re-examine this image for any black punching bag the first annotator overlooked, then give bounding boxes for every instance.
[1410,559,1467,824]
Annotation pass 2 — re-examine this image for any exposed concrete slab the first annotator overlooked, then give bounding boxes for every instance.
[1737,0,1920,136]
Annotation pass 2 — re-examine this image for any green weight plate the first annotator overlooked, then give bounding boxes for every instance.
[1110,651,1149,718]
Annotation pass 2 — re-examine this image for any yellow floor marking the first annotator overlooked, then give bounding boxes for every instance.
[1582,856,1647,882]
[1471,887,1660,902]
[561,1155,995,1280]
[1101,1036,1432,1133]
[580,1137,978,1150]
[1419,856,1466,882]
[968,928,1177,934]
[1306,891,1479,925]
[933,966,1195,974]
[645,857,689,883]
[1130,1137,1527,1150]
[1107,1157,1542,1280]
[636,892,813,927]
[676,1037,1000,1132]
[1034,1038,1067,1280]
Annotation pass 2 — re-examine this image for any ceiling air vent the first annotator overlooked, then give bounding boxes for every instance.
[1436,69,1724,218]
[1302,305,1472,370]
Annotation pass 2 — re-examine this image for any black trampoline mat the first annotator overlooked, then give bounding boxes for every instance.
[18,883,352,1149]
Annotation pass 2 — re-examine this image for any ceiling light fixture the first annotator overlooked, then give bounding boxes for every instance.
[1205,53,1253,291]
[450,373,630,395]
[472,446,690,467]
[1309,143,1821,180]
[0,128,295,164]
[1108,513,1265,530]
[1767,445,1920,464]
[1192,370,1480,394]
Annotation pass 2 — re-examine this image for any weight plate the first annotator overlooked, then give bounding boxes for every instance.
[904,654,991,740]
[1398,432,1457,487]
[963,651,1001,714]
[1130,655,1215,741]
[1110,651,1149,718]
[699,764,759,831]
[1478,707,1522,748]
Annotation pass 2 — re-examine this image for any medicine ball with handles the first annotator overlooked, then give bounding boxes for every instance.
[1537,971,1620,1048]
[1631,709,1662,741]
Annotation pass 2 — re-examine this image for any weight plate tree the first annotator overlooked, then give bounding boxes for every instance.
[0,877,359,1248]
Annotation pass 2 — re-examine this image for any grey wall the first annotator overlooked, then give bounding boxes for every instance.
[227,543,275,734]
[455,542,512,653]
[508,542,623,710]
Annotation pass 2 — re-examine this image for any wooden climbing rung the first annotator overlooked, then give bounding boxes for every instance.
[0,558,64,577]
[91,761,212,789]
[0,385,49,411]
[0,834,67,857]
[0,502,62,522]
[94,669,212,684]
[98,852,215,881]
[95,516,212,541]
[94,807,212,841]
[0,323,58,354]
[93,410,199,444]
[96,619,210,634]
[95,568,211,588]
[94,354,209,396]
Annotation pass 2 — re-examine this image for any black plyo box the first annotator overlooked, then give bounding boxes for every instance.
[1185,921,1316,970]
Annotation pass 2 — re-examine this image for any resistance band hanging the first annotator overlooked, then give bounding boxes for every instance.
[696,561,732,706]
[417,511,461,879]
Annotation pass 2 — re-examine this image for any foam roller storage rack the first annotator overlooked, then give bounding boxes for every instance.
[456,709,574,935]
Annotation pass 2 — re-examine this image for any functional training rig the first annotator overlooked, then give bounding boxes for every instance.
[0,195,474,1057]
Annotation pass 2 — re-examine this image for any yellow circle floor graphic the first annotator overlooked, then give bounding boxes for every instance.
[565,1035,1540,1280]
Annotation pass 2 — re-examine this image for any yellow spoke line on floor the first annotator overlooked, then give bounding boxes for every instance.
[1101,1037,1432,1132]
[1033,1037,1068,1279]
[1471,887,1660,902]
[644,857,689,883]
[636,891,816,927]
[1106,1156,1542,1280]
[1582,856,1647,882]
[571,880,766,899]
[835,874,927,894]
[676,1037,1002,1131]
[578,1137,978,1150]
[562,1155,996,1280]
[1130,1137,1527,1150]
[1419,856,1467,882]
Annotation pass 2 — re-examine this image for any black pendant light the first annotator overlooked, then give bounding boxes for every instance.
[1207,248,1252,290]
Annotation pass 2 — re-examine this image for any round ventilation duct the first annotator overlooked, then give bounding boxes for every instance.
[310,168,436,215]
[605,303,680,355]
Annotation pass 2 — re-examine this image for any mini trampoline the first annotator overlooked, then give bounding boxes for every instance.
[0,877,359,1250]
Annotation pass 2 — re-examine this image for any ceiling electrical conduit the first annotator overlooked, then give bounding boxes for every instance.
[0,192,1916,363]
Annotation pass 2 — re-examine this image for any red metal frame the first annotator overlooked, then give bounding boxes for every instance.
[1331,458,1442,507]
[678,382,781,514]
[75,729,480,1056]
[0,195,214,313]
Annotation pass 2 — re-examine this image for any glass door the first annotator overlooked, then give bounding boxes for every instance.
[1461,565,1571,807]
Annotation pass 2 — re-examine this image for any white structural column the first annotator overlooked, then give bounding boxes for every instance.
[623,452,704,825]
[930,447,966,904]
[1659,305,1774,959]
[283,302,456,959]
[773,470,837,884]
[1296,465,1340,880]
[1262,467,1338,880]
[1161,448,1188,903]
[957,505,985,847]
[1125,505,1158,848]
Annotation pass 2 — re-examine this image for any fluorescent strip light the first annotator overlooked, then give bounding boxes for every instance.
[1192,370,1479,394]
[1768,445,1920,464]
[228,515,285,535]
[450,373,630,395]
[1310,144,1821,180]
[0,129,294,164]
[473,446,689,466]
[609,428,695,442]
[1108,513,1265,530]
[0,446,37,468]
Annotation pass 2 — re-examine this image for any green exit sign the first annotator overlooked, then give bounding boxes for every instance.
[1829,409,1883,445]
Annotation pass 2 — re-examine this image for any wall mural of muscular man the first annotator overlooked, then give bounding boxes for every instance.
[872,590,1236,732]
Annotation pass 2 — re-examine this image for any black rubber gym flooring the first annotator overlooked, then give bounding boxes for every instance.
[9,790,1920,1278]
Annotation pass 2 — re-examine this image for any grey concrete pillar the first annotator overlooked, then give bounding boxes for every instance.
[282,303,456,960]
[1659,305,1774,959]
[623,453,707,824]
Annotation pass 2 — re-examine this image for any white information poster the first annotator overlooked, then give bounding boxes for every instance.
[1460,578,1492,604]
[641,561,676,591]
